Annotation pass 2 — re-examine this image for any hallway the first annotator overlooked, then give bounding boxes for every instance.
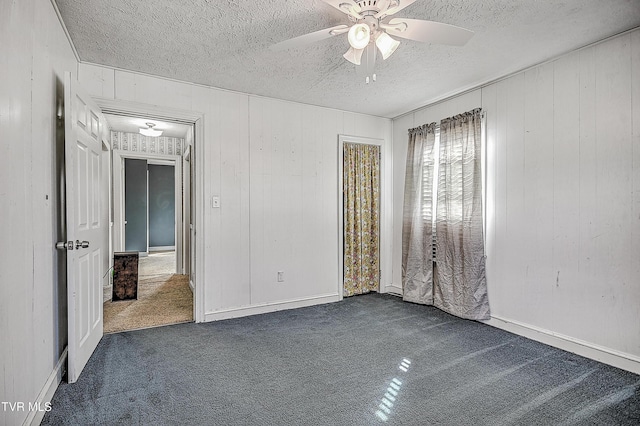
[103,252,193,333]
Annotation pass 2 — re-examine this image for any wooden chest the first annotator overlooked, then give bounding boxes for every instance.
[112,252,139,301]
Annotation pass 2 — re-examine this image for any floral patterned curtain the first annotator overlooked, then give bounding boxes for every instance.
[343,142,380,297]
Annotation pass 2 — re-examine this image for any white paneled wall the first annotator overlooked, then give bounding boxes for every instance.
[78,63,392,321]
[392,29,640,372]
[0,1,79,425]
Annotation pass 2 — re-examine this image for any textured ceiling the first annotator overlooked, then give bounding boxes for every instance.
[55,0,640,118]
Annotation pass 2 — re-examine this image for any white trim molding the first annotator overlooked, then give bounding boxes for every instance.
[25,348,67,426]
[384,284,403,296]
[483,315,640,375]
[204,294,341,322]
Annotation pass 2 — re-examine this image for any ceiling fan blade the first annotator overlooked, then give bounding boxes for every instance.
[381,0,417,17]
[386,18,474,46]
[321,0,362,17]
[270,25,349,51]
[376,0,391,13]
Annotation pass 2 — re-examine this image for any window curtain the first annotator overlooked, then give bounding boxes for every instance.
[402,123,437,304]
[434,108,490,320]
[343,142,380,297]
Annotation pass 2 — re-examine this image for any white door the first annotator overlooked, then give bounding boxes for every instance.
[64,72,104,383]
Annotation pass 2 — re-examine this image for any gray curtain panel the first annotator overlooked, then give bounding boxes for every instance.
[434,108,490,320]
[402,123,437,304]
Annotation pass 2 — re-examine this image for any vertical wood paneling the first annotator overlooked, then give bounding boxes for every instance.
[204,90,221,311]
[481,84,498,304]
[251,99,326,305]
[114,71,193,111]
[218,91,250,309]
[247,101,393,306]
[323,108,344,293]
[1,2,35,422]
[522,63,554,329]
[551,53,581,334]
[493,80,510,313]
[391,113,415,289]
[78,63,115,99]
[301,104,322,292]
[381,119,394,288]
[631,31,640,352]
[504,73,528,319]
[577,44,600,336]
[594,34,634,352]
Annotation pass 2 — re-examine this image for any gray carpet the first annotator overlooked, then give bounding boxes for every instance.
[43,294,639,425]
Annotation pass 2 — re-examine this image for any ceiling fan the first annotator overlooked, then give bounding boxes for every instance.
[271,0,474,83]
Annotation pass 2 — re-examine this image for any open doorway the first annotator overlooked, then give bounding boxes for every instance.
[102,113,194,333]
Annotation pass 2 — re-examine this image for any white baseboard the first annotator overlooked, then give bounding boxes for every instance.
[383,284,403,296]
[149,246,175,252]
[204,293,341,322]
[483,315,640,375]
[189,279,195,292]
[24,347,67,426]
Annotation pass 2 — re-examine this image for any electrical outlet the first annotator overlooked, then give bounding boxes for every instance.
[277,271,284,282]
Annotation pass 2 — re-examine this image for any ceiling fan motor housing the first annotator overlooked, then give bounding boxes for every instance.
[354,0,399,13]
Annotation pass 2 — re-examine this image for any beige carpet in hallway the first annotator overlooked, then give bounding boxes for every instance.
[138,251,176,276]
[104,251,193,333]
[104,274,192,333]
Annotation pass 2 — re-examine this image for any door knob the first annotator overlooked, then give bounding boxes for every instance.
[75,240,90,249]
[56,241,74,250]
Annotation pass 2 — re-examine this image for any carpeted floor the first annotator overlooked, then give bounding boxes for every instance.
[103,251,193,333]
[44,294,639,425]
[138,251,177,276]
[103,273,193,333]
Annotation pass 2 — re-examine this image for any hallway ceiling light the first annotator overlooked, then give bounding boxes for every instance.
[139,122,163,137]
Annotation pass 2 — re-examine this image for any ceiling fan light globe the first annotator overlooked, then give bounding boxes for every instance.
[348,23,371,49]
[343,47,365,65]
[376,32,400,60]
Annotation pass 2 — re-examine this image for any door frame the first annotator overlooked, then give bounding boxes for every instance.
[337,134,387,299]
[94,97,205,323]
[113,151,183,266]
